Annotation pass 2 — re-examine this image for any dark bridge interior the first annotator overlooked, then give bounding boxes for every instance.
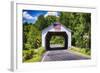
[45,32,68,51]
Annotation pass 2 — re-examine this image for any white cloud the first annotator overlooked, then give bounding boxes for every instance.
[23,11,34,19]
[32,16,38,23]
[44,11,59,17]
[23,11,38,23]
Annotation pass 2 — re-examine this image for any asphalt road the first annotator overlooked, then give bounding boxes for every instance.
[42,50,90,61]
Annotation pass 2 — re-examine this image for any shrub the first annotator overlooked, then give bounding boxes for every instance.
[23,49,34,62]
[23,47,46,62]
[24,43,32,50]
[70,47,91,56]
[38,47,45,55]
[80,49,86,54]
[86,51,91,55]
[25,54,41,62]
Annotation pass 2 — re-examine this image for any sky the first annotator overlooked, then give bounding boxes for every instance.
[23,10,59,24]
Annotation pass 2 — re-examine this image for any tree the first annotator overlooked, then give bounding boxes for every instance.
[34,15,47,30]
[59,12,91,49]
[23,23,41,50]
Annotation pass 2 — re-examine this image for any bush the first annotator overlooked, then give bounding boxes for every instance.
[33,47,45,55]
[38,47,45,55]
[25,54,41,62]
[71,47,80,52]
[23,49,34,62]
[70,47,91,56]
[23,47,46,62]
[80,49,86,54]
[86,51,91,55]
[24,43,32,50]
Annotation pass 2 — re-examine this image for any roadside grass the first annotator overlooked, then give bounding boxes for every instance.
[69,46,91,58]
[23,47,46,63]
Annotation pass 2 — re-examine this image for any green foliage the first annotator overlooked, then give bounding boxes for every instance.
[70,47,91,56]
[34,15,58,31]
[23,24,41,50]
[23,47,45,62]
[50,36,65,46]
[24,43,32,50]
[25,54,41,62]
[59,12,91,49]
[34,15,47,30]
[38,47,46,55]
[23,49,34,62]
